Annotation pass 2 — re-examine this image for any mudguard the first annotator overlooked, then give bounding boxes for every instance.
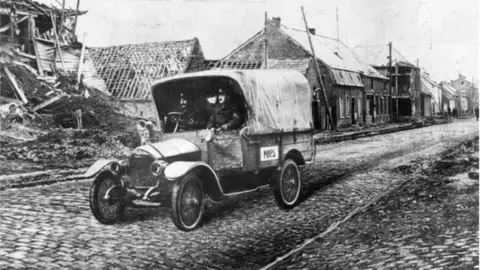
[164,161,216,181]
[164,161,225,201]
[84,159,117,178]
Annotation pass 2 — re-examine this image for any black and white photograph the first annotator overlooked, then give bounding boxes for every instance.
[0,0,479,269]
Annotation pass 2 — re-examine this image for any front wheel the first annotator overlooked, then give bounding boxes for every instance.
[89,172,126,224]
[273,159,302,209]
[171,172,205,231]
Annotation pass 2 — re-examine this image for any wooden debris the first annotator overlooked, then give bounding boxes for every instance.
[0,15,29,33]
[15,51,36,60]
[3,67,28,104]
[31,22,45,76]
[0,96,22,105]
[49,12,65,70]
[32,94,65,112]
[25,1,50,16]
[73,109,82,129]
[77,32,87,87]
[12,60,38,75]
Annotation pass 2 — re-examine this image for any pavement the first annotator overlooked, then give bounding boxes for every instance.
[0,119,477,269]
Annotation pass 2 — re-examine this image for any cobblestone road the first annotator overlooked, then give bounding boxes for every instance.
[0,120,478,269]
[278,140,479,270]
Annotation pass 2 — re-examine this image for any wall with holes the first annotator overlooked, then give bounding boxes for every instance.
[118,100,157,120]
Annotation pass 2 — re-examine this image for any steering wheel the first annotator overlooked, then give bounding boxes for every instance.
[166,112,184,133]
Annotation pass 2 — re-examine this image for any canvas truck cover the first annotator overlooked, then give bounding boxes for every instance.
[151,70,314,134]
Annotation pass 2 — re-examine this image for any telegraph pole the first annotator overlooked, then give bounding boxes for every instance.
[336,7,339,41]
[395,62,399,119]
[301,7,334,130]
[388,42,393,121]
[263,12,268,69]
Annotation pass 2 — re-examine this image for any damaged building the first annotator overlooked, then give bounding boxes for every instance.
[0,0,122,131]
[353,44,433,120]
[439,82,459,113]
[449,74,478,114]
[88,38,206,120]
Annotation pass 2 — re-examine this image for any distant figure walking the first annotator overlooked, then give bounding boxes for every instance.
[447,106,451,116]
[452,107,458,119]
[475,105,479,121]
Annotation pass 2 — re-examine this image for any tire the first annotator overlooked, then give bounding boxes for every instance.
[89,172,125,224]
[273,159,302,209]
[171,172,205,231]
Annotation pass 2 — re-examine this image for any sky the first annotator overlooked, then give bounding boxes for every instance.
[42,0,479,84]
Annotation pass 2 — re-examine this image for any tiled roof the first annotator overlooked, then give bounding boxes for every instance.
[277,23,387,80]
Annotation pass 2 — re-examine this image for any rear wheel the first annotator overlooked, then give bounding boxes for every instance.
[89,172,125,224]
[171,172,205,231]
[273,159,302,209]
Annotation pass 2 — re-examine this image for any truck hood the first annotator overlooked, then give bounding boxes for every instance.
[135,138,201,160]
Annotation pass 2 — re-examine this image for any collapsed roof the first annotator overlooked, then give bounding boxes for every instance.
[352,44,416,68]
[88,38,205,100]
[0,0,87,17]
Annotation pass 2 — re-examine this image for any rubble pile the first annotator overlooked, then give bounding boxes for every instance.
[1,63,137,137]
[0,62,141,174]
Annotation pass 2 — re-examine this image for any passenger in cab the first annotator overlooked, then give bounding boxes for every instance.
[206,89,244,132]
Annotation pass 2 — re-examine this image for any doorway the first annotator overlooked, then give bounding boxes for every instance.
[351,97,356,125]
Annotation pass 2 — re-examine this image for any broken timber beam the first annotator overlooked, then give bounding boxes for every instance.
[49,12,64,70]
[32,94,64,112]
[0,16,29,33]
[3,67,28,104]
[26,1,50,17]
[30,16,44,76]
[77,32,87,86]
[0,96,23,105]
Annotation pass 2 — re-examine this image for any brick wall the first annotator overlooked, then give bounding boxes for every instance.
[227,26,310,62]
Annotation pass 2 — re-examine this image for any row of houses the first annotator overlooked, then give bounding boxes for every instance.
[87,16,478,130]
[1,1,477,130]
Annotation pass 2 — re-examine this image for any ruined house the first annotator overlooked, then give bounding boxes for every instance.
[439,82,458,112]
[88,38,205,120]
[420,73,441,116]
[217,17,388,130]
[449,74,477,113]
[0,0,107,99]
[352,45,433,120]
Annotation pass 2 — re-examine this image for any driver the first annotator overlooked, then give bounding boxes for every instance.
[206,90,243,132]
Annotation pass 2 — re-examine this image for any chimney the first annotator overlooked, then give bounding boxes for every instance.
[272,17,281,28]
[308,28,316,35]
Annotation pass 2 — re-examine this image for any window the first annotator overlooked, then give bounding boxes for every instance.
[376,96,380,115]
[339,97,344,118]
[371,78,374,89]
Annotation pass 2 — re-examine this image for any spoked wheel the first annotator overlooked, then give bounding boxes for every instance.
[273,159,302,209]
[171,172,205,231]
[89,172,126,224]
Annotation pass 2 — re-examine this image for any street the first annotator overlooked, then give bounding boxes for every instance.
[0,120,478,269]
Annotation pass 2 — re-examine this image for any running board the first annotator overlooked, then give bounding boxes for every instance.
[131,200,163,208]
[222,184,270,197]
